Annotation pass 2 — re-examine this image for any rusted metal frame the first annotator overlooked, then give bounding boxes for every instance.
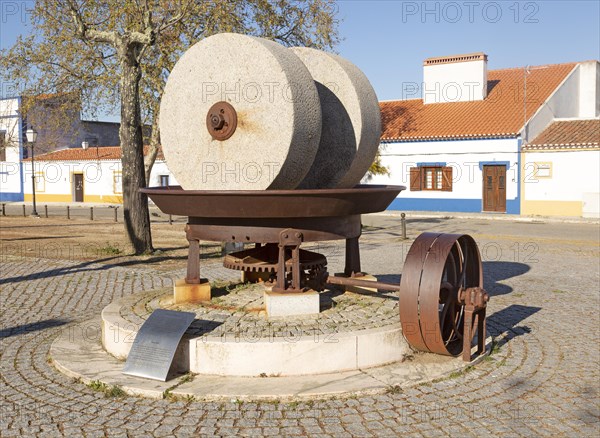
[272,229,304,293]
[326,275,401,292]
[184,224,201,284]
[344,236,361,276]
[458,287,489,361]
[187,215,361,243]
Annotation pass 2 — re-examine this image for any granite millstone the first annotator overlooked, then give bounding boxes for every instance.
[292,47,382,189]
[160,33,322,190]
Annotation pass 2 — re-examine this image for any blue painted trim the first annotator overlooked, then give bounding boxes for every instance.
[516,138,522,215]
[478,161,510,170]
[0,192,24,202]
[388,197,481,212]
[506,198,519,214]
[387,197,520,214]
[416,162,446,167]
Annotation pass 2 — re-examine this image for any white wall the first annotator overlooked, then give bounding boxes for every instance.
[525,61,600,143]
[22,159,120,201]
[0,97,23,197]
[22,159,178,203]
[423,58,487,104]
[371,137,519,201]
[524,65,580,143]
[148,161,179,188]
[579,61,600,118]
[523,150,600,202]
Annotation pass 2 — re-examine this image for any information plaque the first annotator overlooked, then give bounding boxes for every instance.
[123,309,196,381]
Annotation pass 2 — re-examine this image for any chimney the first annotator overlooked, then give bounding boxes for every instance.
[578,61,600,118]
[423,52,488,104]
[81,141,89,150]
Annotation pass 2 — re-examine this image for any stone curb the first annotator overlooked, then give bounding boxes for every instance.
[51,317,490,402]
[100,291,411,377]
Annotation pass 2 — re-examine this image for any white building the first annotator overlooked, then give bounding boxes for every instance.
[521,119,599,218]
[0,96,23,201]
[0,93,120,202]
[371,53,599,215]
[22,146,177,204]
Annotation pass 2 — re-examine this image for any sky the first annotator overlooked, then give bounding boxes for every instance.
[1,0,599,118]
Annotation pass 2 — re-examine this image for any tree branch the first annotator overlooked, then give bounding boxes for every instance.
[155,1,193,35]
[65,0,117,44]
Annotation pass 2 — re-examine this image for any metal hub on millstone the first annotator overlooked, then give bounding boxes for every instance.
[206,101,237,140]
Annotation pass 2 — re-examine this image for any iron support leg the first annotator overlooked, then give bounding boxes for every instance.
[186,239,201,284]
[344,236,361,276]
[477,308,486,356]
[273,229,303,293]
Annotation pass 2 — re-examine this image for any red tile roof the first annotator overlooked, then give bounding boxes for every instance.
[23,146,164,162]
[523,119,600,150]
[380,62,577,141]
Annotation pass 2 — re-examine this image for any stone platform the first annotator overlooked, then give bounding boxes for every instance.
[51,282,489,399]
[52,315,486,401]
[100,284,411,376]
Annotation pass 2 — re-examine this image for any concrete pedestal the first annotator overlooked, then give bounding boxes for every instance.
[173,278,211,304]
[264,290,320,317]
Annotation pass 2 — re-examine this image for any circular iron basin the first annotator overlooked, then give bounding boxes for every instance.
[141,185,405,218]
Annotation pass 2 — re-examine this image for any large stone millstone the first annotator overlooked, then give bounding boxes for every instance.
[160,33,322,190]
[291,47,382,189]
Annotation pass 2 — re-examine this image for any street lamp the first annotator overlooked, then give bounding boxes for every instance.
[26,127,39,217]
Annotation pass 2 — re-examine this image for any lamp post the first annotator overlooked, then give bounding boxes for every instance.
[26,127,39,217]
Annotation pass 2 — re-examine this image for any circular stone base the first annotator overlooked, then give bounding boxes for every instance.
[51,317,489,401]
[99,285,411,376]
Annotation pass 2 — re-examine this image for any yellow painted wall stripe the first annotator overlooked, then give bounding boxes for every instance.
[24,194,123,204]
[521,200,582,216]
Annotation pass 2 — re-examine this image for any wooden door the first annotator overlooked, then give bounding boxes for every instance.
[74,173,84,202]
[482,165,506,212]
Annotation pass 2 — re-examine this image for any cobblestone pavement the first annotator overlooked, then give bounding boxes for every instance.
[122,283,398,339]
[1,218,599,437]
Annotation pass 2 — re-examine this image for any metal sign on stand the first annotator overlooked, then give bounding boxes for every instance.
[123,309,196,381]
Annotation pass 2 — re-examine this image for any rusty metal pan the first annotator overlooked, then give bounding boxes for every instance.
[141,185,404,218]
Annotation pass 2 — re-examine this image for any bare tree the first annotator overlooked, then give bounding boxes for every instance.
[1,0,339,254]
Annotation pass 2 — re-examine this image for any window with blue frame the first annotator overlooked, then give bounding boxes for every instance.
[410,166,453,191]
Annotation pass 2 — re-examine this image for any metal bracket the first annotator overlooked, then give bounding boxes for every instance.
[459,287,489,361]
[184,224,201,284]
[272,229,304,293]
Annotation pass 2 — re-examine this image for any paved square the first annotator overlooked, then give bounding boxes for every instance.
[1,214,599,436]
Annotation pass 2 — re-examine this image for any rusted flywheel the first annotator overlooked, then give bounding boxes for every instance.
[399,233,485,357]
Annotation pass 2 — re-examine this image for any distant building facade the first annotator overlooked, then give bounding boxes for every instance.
[372,53,599,216]
[521,119,599,218]
[0,93,120,201]
[22,146,176,204]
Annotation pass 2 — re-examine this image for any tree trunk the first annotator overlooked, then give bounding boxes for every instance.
[144,107,161,185]
[119,45,154,254]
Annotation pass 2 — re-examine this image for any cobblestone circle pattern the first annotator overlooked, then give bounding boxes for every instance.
[117,283,398,339]
[1,220,599,436]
